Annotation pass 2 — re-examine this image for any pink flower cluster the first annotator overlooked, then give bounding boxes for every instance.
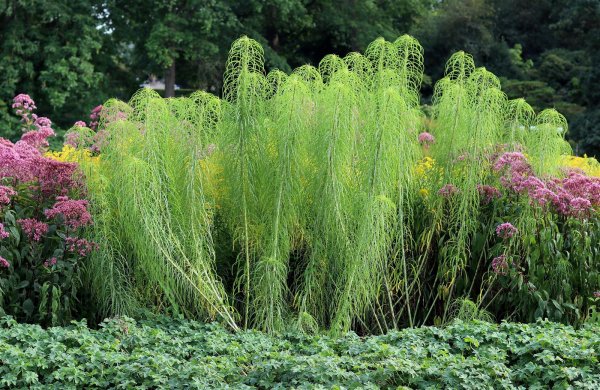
[0,256,9,269]
[35,117,52,128]
[570,197,592,214]
[0,185,17,205]
[0,223,9,239]
[418,132,435,148]
[1,138,79,196]
[89,105,103,130]
[493,151,600,218]
[12,94,36,110]
[1,138,38,182]
[18,219,49,241]
[44,257,57,268]
[68,104,113,152]
[528,174,598,217]
[593,291,600,298]
[90,130,109,153]
[491,254,508,275]
[12,95,56,142]
[37,159,80,196]
[65,237,98,256]
[44,196,92,229]
[496,222,518,239]
[477,184,501,204]
[12,94,36,121]
[439,184,459,197]
[21,126,55,150]
[12,93,54,137]
[493,152,533,192]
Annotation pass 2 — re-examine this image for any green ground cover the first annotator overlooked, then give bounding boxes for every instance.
[1,315,599,389]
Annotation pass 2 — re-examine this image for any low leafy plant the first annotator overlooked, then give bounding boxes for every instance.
[0,315,599,389]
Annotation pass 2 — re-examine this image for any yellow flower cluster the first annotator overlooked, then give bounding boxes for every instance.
[415,156,435,177]
[561,155,600,177]
[415,157,436,198]
[46,145,103,190]
[45,145,100,167]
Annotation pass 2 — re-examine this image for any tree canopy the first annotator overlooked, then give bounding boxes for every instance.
[1,0,598,155]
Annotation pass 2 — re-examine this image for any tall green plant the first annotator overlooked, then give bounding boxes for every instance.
[219,37,268,329]
[248,75,311,332]
[525,109,571,176]
[296,70,357,329]
[78,35,600,335]
[84,89,237,329]
[426,57,508,323]
[329,36,423,333]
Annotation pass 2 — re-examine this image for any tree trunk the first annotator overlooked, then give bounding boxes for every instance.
[164,61,176,98]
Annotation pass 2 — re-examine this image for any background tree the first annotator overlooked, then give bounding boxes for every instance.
[413,0,499,90]
[1,0,599,156]
[414,0,599,155]
[286,0,432,68]
[0,0,108,140]
[106,0,239,97]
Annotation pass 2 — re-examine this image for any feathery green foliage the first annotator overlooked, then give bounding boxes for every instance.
[83,89,237,329]
[526,109,571,176]
[80,35,600,334]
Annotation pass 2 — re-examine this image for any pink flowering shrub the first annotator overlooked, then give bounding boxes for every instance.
[0,185,17,204]
[493,151,600,217]
[44,196,92,229]
[420,140,600,325]
[17,218,49,242]
[481,148,600,323]
[0,94,96,325]
[65,237,98,257]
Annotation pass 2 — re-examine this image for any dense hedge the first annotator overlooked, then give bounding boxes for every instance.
[1,316,599,389]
